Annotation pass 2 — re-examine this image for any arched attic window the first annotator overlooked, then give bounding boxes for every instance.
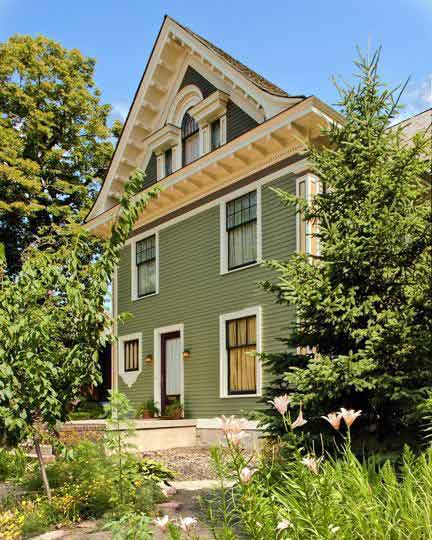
[182,111,199,166]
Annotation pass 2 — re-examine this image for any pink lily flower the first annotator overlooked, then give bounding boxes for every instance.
[270,394,291,415]
[291,408,307,429]
[179,516,197,533]
[154,515,169,532]
[340,408,362,427]
[321,412,342,430]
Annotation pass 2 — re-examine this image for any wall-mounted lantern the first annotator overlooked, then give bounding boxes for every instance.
[183,349,191,360]
[144,354,153,365]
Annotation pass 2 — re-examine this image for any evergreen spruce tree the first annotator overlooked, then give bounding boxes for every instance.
[259,50,431,447]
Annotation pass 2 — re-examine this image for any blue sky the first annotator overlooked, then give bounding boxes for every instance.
[1,0,431,123]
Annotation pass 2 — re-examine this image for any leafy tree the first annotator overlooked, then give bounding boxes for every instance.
[259,50,431,447]
[0,171,159,499]
[0,34,118,273]
[104,391,138,507]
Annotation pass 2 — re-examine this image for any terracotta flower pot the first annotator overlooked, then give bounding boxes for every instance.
[142,410,153,419]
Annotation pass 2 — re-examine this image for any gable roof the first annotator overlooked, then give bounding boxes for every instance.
[172,17,294,98]
[86,16,306,222]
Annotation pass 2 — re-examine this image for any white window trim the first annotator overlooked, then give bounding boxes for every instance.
[295,173,321,256]
[220,184,262,275]
[131,231,159,301]
[118,332,142,387]
[153,323,185,412]
[219,305,262,399]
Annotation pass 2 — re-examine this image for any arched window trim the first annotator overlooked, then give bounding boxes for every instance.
[181,111,199,140]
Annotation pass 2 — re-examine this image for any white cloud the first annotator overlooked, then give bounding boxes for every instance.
[111,101,130,121]
[395,74,432,122]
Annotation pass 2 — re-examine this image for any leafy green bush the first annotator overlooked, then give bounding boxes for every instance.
[103,512,153,540]
[18,440,171,518]
[68,400,106,420]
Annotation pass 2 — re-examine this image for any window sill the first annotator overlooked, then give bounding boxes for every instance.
[220,262,260,276]
[132,292,159,302]
[220,393,261,399]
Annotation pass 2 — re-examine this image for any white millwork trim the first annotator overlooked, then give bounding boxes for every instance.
[118,332,143,387]
[131,231,159,302]
[124,159,308,247]
[295,173,321,255]
[88,99,318,232]
[189,89,229,125]
[196,418,259,430]
[167,84,203,126]
[219,184,262,275]
[112,265,119,392]
[219,305,262,399]
[220,114,227,145]
[153,323,185,411]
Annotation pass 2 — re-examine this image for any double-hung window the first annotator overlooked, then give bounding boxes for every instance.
[226,315,257,395]
[182,112,200,166]
[136,235,156,297]
[226,191,257,270]
[123,338,139,372]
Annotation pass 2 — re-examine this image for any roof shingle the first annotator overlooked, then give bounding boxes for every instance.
[172,17,302,99]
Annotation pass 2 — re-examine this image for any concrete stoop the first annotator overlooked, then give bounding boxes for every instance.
[36,418,262,453]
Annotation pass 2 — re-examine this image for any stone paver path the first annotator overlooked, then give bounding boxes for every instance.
[31,481,220,540]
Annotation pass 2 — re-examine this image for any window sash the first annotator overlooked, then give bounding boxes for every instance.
[137,259,156,297]
[226,316,257,395]
[226,191,257,270]
[136,235,156,297]
[183,132,199,165]
[228,220,257,270]
[226,191,257,230]
[211,119,221,150]
[136,236,155,264]
[124,339,139,372]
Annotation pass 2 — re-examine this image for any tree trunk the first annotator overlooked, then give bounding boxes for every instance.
[34,435,51,502]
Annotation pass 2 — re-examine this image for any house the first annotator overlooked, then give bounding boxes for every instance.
[87,17,429,426]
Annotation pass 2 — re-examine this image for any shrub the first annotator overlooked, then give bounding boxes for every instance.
[18,440,171,519]
[103,512,153,540]
[68,400,106,420]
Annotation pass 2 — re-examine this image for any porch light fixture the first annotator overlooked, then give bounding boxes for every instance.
[183,350,191,360]
[144,354,153,365]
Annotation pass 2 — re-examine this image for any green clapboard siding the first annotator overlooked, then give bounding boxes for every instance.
[117,173,296,417]
[226,101,259,142]
[179,66,216,98]
[143,153,157,188]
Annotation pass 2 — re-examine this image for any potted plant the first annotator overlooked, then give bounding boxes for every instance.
[137,399,159,419]
[160,399,183,420]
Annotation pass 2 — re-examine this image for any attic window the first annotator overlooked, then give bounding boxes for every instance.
[182,111,199,166]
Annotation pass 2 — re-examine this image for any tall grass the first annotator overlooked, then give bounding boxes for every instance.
[272,447,432,539]
[205,410,432,540]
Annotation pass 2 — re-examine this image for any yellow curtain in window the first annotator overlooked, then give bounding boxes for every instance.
[229,345,256,393]
[227,316,257,393]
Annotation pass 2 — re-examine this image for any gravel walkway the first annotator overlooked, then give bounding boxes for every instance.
[142,446,218,480]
